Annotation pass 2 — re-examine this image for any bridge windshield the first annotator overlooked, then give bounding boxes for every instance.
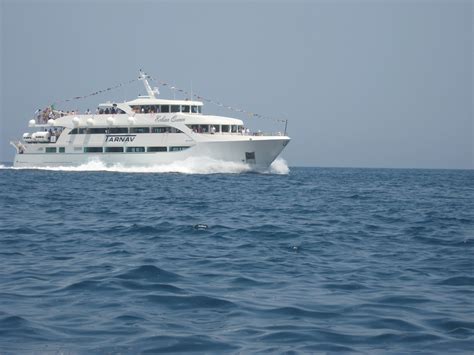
[131,105,202,114]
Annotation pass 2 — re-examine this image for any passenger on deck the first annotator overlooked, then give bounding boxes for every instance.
[35,109,41,123]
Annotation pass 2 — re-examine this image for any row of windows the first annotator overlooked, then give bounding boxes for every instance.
[69,127,183,135]
[73,146,190,153]
[84,146,189,153]
[46,147,65,153]
[187,124,244,133]
[131,105,202,114]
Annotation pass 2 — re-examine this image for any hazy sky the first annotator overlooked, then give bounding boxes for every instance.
[1,0,472,168]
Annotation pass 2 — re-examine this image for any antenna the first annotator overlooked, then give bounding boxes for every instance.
[138,69,156,98]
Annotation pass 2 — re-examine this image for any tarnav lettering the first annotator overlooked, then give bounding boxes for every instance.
[105,135,136,143]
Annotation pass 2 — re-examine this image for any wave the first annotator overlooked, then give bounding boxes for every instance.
[115,265,182,283]
[266,157,290,175]
[0,157,289,175]
[144,294,236,309]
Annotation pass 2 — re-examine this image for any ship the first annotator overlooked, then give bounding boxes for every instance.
[10,71,290,170]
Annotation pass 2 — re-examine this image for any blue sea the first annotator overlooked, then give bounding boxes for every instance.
[0,162,473,353]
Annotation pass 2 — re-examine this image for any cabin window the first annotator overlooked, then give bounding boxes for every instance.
[246,152,255,161]
[130,127,150,134]
[69,128,78,135]
[88,128,107,134]
[147,146,167,152]
[160,105,170,113]
[181,105,190,113]
[45,147,56,153]
[222,125,230,133]
[84,147,103,153]
[109,127,128,134]
[171,105,180,113]
[211,125,220,133]
[191,106,198,113]
[126,147,145,153]
[231,125,238,133]
[78,128,87,134]
[188,125,207,133]
[170,127,183,133]
[59,147,65,153]
[169,146,190,152]
[151,127,170,133]
[105,147,124,153]
[198,106,202,114]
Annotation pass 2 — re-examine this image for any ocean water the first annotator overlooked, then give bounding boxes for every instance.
[0,161,473,353]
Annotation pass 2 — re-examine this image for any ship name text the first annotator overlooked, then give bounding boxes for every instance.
[105,135,136,143]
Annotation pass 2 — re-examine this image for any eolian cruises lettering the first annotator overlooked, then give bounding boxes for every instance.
[105,135,136,143]
[155,115,185,123]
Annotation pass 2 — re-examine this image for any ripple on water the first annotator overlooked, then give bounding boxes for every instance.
[115,265,182,283]
[117,279,185,293]
[144,294,237,310]
[132,335,240,353]
[437,276,474,286]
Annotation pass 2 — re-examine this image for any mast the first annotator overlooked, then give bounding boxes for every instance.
[139,69,157,99]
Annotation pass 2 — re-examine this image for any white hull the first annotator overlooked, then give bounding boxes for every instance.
[13,136,289,170]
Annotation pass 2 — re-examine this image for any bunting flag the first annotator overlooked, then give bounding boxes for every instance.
[47,75,287,124]
[52,79,138,106]
[148,74,287,123]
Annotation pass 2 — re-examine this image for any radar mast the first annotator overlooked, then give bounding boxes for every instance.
[139,69,158,98]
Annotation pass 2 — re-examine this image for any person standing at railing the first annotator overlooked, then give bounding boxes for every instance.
[35,109,41,123]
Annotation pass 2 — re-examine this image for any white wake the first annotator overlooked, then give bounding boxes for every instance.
[0,157,290,175]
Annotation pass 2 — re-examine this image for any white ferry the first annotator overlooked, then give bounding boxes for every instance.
[10,71,290,169]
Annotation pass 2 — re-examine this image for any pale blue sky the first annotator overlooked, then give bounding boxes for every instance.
[1,0,472,168]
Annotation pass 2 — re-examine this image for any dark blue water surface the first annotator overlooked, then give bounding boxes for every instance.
[0,166,473,353]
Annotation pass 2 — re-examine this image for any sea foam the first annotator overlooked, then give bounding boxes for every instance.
[0,157,290,175]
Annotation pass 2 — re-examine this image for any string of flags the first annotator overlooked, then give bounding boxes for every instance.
[147,75,287,124]
[48,75,287,124]
[52,79,138,106]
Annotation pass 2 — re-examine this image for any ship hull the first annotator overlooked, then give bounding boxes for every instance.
[13,137,290,171]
